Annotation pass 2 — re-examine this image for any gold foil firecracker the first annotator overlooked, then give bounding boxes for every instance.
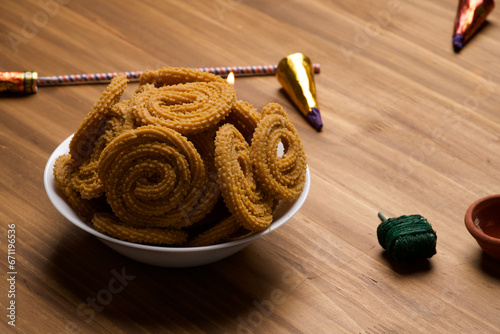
[0,71,37,94]
[276,53,323,132]
[453,0,495,52]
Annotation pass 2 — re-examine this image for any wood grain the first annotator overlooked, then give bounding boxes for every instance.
[1,0,500,332]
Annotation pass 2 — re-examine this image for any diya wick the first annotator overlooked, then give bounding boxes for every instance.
[275,53,323,132]
[226,71,235,85]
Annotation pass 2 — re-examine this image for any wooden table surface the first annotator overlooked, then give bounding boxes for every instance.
[2,0,500,333]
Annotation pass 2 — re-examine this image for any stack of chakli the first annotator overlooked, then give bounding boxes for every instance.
[53,67,307,247]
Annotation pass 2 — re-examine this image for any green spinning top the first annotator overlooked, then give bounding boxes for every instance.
[377,212,437,263]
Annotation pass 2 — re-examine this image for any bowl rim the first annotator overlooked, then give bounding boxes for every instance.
[464,194,500,246]
[44,134,311,253]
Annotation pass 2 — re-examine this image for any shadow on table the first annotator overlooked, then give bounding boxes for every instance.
[378,251,434,276]
[46,227,280,333]
[478,252,500,280]
[452,21,494,54]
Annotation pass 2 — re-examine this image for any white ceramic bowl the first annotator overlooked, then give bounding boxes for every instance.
[44,135,310,267]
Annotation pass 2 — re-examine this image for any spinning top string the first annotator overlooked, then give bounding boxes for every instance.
[377,212,437,263]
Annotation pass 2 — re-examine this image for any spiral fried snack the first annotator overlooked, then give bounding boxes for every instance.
[215,123,274,232]
[187,215,240,247]
[69,74,128,163]
[139,67,225,87]
[221,100,261,143]
[97,125,206,228]
[53,67,309,247]
[185,128,221,224]
[251,103,307,201]
[53,154,107,221]
[64,74,129,200]
[69,116,129,200]
[92,213,188,246]
[133,80,236,135]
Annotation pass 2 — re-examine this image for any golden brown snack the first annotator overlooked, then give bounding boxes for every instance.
[92,213,188,246]
[69,161,103,199]
[139,67,225,87]
[53,154,107,221]
[214,123,274,232]
[52,68,308,247]
[186,215,241,247]
[69,74,128,163]
[250,103,307,201]
[133,80,235,135]
[110,98,140,133]
[71,111,137,199]
[184,127,221,225]
[221,100,261,143]
[69,116,127,199]
[98,125,206,228]
[182,197,231,238]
